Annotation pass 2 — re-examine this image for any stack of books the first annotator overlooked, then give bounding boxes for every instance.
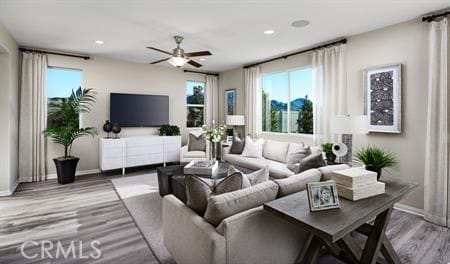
[184,160,218,175]
[331,168,385,201]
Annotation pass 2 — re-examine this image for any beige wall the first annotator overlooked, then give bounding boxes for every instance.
[220,19,435,210]
[46,55,206,174]
[0,22,19,194]
[218,67,245,122]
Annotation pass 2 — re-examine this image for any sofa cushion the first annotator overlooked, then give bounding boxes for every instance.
[298,152,325,172]
[188,133,206,151]
[185,173,245,215]
[286,144,311,164]
[265,159,295,179]
[241,137,264,158]
[229,136,246,154]
[228,165,270,186]
[263,140,289,163]
[318,164,351,181]
[204,181,279,226]
[225,153,270,171]
[273,169,322,197]
[184,150,207,158]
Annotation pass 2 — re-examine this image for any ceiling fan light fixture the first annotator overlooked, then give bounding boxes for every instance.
[168,56,188,67]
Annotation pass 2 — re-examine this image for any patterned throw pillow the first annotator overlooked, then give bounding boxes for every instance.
[228,165,269,187]
[188,133,206,151]
[185,172,246,216]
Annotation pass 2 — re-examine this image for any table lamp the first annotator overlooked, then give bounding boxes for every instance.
[331,115,369,163]
[226,115,245,139]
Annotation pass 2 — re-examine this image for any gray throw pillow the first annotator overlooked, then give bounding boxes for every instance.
[286,145,311,164]
[228,165,269,187]
[287,153,325,174]
[229,136,245,154]
[185,173,245,216]
[188,133,206,151]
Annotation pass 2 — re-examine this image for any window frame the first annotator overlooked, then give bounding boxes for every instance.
[186,80,206,128]
[260,65,313,136]
[46,66,84,128]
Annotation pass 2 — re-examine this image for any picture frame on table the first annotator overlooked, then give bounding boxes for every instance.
[225,89,236,115]
[306,181,340,211]
[363,63,402,133]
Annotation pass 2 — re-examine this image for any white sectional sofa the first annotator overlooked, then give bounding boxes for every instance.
[224,139,322,179]
[163,164,350,264]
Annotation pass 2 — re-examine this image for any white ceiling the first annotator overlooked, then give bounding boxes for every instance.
[0,0,448,72]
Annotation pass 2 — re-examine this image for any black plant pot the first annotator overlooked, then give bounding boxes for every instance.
[326,153,337,165]
[53,157,79,184]
[365,165,382,180]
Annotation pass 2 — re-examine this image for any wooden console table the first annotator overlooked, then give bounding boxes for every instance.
[264,180,417,264]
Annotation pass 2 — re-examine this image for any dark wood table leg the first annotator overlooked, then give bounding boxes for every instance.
[360,208,393,264]
[380,235,401,264]
[337,235,362,264]
[295,233,313,263]
[299,236,323,264]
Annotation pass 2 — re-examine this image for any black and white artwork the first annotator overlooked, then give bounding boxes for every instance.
[307,181,340,211]
[364,64,402,133]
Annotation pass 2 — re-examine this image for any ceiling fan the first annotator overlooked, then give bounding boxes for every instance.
[147,35,212,68]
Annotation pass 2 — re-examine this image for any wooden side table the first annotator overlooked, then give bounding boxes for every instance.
[264,180,417,264]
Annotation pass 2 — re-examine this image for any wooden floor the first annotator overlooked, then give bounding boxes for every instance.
[0,172,158,264]
[0,170,449,264]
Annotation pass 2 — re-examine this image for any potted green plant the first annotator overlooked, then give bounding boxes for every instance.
[321,142,336,164]
[355,145,397,180]
[44,87,97,184]
[159,124,180,136]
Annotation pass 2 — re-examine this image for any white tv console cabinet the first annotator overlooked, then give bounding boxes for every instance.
[99,135,181,175]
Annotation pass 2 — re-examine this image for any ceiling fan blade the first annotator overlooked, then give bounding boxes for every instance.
[146,47,173,56]
[187,60,202,68]
[184,51,212,57]
[150,58,170,64]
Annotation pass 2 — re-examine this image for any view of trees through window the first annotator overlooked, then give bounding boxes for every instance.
[261,68,313,134]
[186,81,205,127]
[47,67,83,128]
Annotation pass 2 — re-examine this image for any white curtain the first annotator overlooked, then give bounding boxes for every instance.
[312,45,347,146]
[18,53,48,182]
[205,75,219,126]
[244,66,261,137]
[424,18,448,227]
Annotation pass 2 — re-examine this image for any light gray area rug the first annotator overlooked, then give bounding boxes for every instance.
[111,173,176,264]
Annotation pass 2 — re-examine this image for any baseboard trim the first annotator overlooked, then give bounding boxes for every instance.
[46,169,101,179]
[0,181,19,197]
[394,203,424,217]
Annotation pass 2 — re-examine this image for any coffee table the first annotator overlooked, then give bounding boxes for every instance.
[264,180,417,264]
[157,161,231,203]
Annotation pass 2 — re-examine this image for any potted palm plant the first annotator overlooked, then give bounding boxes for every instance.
[355,145,397,180]
[44,87,97,184]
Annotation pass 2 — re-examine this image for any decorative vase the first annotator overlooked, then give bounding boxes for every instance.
[112,123,121,139]
[103,120,113,138]
[209,141,218,161]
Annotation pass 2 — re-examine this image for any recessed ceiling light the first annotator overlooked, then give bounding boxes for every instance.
[263,29,275,35]
[199,58,206,61]
[291,20,310,28]
[95,40,104,44]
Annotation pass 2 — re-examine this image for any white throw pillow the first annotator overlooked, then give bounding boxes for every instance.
[241,136,264,158]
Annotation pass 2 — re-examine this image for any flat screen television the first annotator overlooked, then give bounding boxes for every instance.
[110,93,169,127]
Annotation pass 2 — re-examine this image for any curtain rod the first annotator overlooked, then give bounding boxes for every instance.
[243,38,347,69]
[19,47,90,60]
[422,10,450,22]
[183,69,219,76]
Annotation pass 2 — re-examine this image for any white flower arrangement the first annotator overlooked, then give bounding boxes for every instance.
[202,121,227,143]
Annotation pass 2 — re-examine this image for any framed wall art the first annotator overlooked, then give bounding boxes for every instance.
[363,63,402,133]
[225,89,236,115]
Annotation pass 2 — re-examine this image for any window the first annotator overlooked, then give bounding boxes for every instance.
[47,67,83,127]
[261,67,313,134]
[186,80,205,128]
